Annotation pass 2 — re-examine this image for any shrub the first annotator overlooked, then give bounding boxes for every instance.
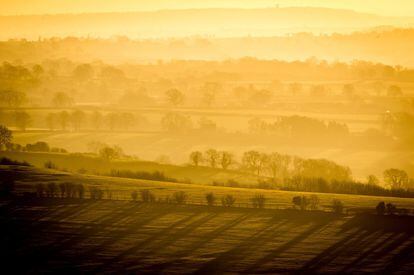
[140,190,156,203]
[292,196,309,210]
[173,191,188,204]
[332,199,344,214]
[205,192,216,206]
[44,161,57,169]
[251,193,266,208]
[376,201,386,215]
[131,191,138,201]
[0,157,30,166]
[386,203,397,215]
[221,194,236,207]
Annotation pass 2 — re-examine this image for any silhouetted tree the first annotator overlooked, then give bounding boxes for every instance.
[173,191,187,204]
[308,195,320,210]
[189,151,203,167]
[332,199,344,214]
[205,149,219,168]
[376,201,386,215]
[140,190,156,202]
[220,151,233,170]
[251,194,266,208]
[70,110,86,131]
[292,196,309,210]
[99,145,122,161]
[221,194,236,207]
[367,175,380,186]
[0,90,26,107]
[161,112,192,132]
[73,63,93,82]
[386,203,397,215]
[58,111,70,130]
[205,192,216,206]
[242,151,268,176]
[0,125,12,150]
[384,169,409,190]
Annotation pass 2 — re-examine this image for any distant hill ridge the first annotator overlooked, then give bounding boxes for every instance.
[1,7,414,39]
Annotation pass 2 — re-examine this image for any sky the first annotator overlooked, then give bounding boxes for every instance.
[1,0,414,16]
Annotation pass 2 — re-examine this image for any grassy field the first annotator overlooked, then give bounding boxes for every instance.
[1,198,414,273]
[3,165,414,211]
[0,151,261,185]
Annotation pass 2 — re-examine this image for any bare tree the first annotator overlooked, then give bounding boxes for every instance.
[242,151,268,176]
[58,111,70,130]
[70,110,86,131]
[189,151,203,167]
[384,169,409,190]
[220,151,234,170]
[251,194,266,208]
[205,149,220,168]
[221,194,236,207]
[267,153,291,181]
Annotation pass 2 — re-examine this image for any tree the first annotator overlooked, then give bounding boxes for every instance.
[251,194,266,209]
[46,113,56,131]
[140,190,156,202]
[58,111,70,130]
[205,149,220,168]
[0,90,26,107]
[161,112,192,132]
[205,192,216,206]
[165,88,185,106]
[91,111,103,130]
[267,153,291,181]
[99,146,121,161]
[386,203,397,215]
[0,125,12,150]
[15,111,31,131]
[332,199,344,214]
[292,196,309,210]
[220,151,233,170]
[70,110,86,131]
[52,92,73,107]
[376,202,386,215]
[73,64,93,82]
[173,191,187,204]
[367,175,380,186]
[189,151,203,167]
[221,194,236,207]
[242,151,268,176]
[383,169,409,190]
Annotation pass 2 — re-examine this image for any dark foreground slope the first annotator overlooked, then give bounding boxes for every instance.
[1,198,414,274]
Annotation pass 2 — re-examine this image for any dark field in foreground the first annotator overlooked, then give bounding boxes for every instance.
[1,198,414,274]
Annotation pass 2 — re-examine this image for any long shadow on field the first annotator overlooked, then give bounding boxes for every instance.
[94,209,220,273]
[144,212,254,273]
[299,214,414,274]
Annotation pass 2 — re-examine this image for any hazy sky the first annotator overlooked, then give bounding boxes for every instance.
[1,0,414,16]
